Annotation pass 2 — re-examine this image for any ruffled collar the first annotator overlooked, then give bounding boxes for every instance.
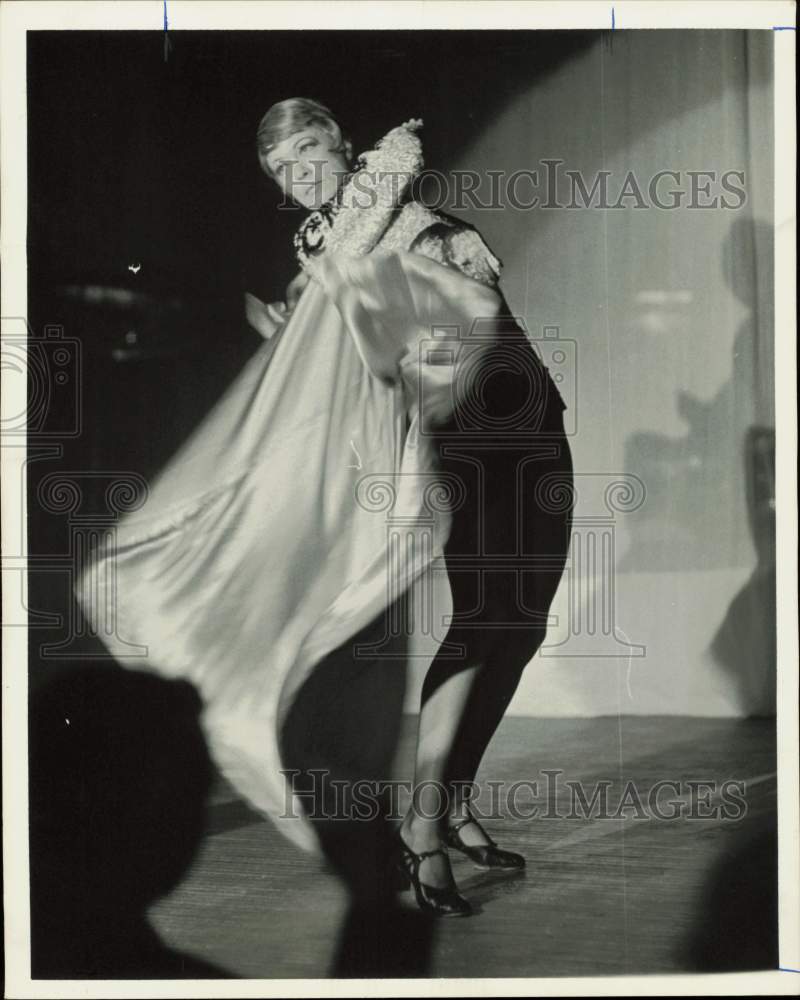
[293,119,424,272]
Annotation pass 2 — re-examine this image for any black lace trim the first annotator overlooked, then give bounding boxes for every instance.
[292,169,356,264]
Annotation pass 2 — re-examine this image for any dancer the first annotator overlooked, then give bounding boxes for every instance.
[78,99,572,920]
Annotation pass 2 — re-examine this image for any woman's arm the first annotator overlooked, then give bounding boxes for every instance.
[409,220,502,288]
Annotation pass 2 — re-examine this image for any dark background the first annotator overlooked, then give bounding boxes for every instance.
[28,30,594,310]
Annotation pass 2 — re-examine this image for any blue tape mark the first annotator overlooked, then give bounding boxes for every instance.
[773,25,796,30]
[779,967,800,973]
[612,7,615,29]
[163,0,171,61]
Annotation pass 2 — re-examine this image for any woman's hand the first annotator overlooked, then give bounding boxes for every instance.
[244,292,288,340]
[245,273,310,340]
[285,271,310,311]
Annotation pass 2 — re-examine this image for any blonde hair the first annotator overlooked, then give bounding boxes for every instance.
[256,97,352,176]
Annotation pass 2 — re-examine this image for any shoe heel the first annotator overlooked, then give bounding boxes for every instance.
[392,837,473,917]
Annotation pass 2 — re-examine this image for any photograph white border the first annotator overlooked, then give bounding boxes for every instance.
[2,2,797,997]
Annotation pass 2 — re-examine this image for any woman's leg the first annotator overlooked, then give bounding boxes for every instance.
[398,617,487,887]
[444,629,550,841]
[445,429,574,840]
[397,488,567,880]
[400,360,572,880]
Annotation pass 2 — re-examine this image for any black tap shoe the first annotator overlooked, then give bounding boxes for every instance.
[446,815,526,871]
[392,833,473,918]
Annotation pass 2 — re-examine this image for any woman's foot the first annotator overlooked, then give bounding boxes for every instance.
[394,822,472,918]
[447,802,495,847]
[446,806,526,871]
[398,817,454,891]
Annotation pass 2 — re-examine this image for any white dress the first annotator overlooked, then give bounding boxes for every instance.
[77,123,509,853]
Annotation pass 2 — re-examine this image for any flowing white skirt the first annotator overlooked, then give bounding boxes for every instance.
[77,251,504,853]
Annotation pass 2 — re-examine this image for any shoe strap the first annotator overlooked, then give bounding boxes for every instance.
[414,846,448,863]
[449,816,498,848]
[398,835,448,867]
[449,817,473,835]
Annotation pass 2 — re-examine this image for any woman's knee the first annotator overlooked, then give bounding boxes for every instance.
[487,624,548,676]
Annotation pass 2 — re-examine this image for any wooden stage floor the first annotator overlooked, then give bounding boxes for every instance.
[149,715,776,979]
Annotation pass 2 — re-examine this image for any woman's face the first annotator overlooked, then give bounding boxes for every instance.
[265,126,350,210]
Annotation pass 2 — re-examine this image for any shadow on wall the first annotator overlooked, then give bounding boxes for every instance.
[29,665,232,978]
[620,217,774,573]
[710,423,776,715]
[620,217,775,715]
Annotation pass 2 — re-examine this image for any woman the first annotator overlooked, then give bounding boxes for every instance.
[78,99,572,919]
